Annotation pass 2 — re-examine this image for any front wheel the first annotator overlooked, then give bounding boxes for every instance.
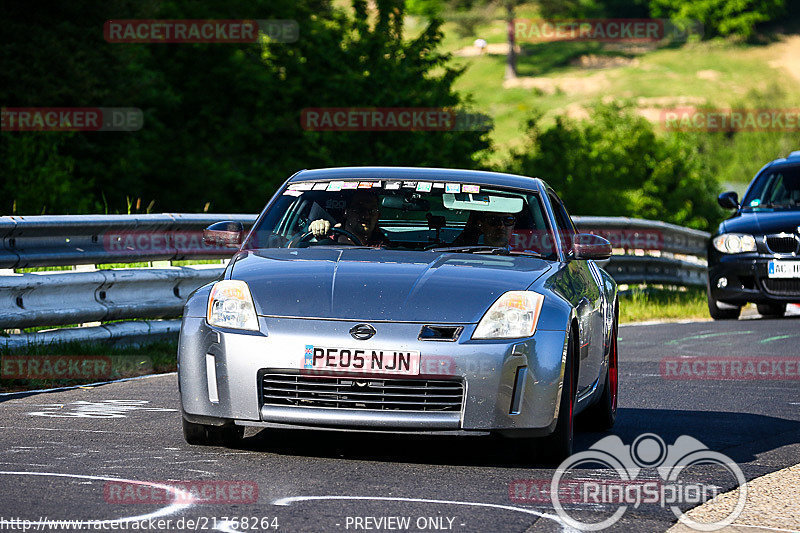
[580,320,618,431]
[535,332,576,464]
[707,283,741,320]
[182,417,243,446]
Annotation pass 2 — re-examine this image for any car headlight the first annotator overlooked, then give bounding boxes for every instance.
[712,233,757,254]
[473,291,545,339]
[206,280,259,331]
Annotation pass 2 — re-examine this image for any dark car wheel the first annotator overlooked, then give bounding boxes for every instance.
[182,417,244,446]
[757,303,786,317]
[534,331,576,464]
[707,283,741,320]
[581,320,618,431]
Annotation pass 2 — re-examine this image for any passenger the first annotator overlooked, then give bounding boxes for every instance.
[452,211,516,247]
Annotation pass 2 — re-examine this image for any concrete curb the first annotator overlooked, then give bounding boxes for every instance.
[668,463,800,532]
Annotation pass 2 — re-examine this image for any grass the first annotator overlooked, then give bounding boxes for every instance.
[403,4,800,174]
[619,286,709,323]
[0,340,177,393]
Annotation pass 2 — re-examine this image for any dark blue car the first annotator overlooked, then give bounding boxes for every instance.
[708,151,800,319]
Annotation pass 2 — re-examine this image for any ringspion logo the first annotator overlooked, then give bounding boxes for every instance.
[549,434,746,530]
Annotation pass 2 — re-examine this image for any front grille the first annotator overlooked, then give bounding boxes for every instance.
[260,372,464,412]
[765,236,799,254]
[762,278,800,296]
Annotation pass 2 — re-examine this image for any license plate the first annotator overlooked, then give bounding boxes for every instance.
[304,345,420,375]
[768,260,800,278]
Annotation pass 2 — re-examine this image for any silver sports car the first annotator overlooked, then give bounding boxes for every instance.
[178,167,619,461]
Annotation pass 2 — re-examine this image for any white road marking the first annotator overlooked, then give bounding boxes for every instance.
[272,495,579,532]
[0,426,141,434]
[0,471,194,526]
[27,400,176,418]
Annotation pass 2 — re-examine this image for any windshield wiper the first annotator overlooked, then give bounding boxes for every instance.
[427,245,544,258]
[428,245,507,254]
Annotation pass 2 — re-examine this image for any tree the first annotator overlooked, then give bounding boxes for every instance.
[1,0,490,214]
[508,105,724,231]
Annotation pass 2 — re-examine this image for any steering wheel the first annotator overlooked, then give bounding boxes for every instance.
[290,227,366,247]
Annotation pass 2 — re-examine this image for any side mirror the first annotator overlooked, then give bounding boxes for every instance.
[718,191,739,210]
[573,233,612,260]
[203,221,244,248]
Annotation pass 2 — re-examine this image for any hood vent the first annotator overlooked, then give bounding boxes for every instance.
[419,325,463,342]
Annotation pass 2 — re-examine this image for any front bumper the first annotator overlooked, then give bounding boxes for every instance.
[708,254,800,305]
[178,316,568,435]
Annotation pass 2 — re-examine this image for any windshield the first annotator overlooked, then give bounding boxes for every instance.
[742,165,800,208]
[244,180,558,258]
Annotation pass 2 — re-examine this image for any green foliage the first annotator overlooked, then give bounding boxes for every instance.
[1,0,490,215]
[0,133,92,214]
[406,0,445,17]
[680,84,800,188]
[537,0,650,18]
[619,286,708,323]
[649,0,786,38]
[508,104,725,231]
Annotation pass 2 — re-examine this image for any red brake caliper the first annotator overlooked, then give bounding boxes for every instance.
[610,328,618,411]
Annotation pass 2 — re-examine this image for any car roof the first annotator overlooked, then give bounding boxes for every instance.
[289,166,547,192]
[765,150,800,168]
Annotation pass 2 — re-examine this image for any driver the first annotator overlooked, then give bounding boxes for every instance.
[308,190,387,246]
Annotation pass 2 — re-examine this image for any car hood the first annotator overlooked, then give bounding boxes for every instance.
[231,248,552,323]
[721,208,800,235]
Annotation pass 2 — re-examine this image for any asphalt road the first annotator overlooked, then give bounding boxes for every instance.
[1,317,799,533]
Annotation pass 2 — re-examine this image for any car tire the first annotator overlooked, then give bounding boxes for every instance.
[580,320,618,432]
[707,283,741,320]
[757,303,786,317]
[535,331,576,464]
[182,417,243,447]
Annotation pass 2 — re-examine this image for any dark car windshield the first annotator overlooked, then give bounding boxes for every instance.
[742,165,800,209]
[244,180,557,258]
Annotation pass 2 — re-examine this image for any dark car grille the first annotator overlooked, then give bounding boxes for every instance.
[765,236,799,254]
[762,279,800,296]
[260,372,464,412]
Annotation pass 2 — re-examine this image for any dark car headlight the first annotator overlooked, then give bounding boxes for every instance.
[712,233,757,254]
[207,280,259,331]
[472,291,545,339]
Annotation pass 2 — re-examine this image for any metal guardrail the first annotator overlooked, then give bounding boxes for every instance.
[0,265,223,330]
[572,216,709,256]
[0,214,257,269]
[0,213,710,349]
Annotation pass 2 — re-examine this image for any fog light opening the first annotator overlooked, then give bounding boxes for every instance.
[205,354,220,403]
[717,277,728,289]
